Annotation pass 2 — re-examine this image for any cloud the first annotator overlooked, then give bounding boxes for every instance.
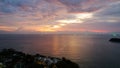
[91,1,120,24]
[0,0,120,33]
[0,0,43,13]
[0,0,119,14]
[0,0,67,22]
[58,1,120,32]
[95,1,120,17]
[0,0,66,14]
[0,0,68,32]
[0,25,17,31]
[57,0,120,12]
[75,1,120,32]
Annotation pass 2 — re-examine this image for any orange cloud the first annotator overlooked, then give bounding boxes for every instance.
[90,30,108,33]
[0,26,17,31]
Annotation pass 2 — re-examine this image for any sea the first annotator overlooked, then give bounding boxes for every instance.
[0,34,120,68]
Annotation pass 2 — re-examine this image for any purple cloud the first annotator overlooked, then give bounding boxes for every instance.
[95,2,120,17]
[0,0,120,33]
[0,0,42,13]
[57,0,120,12]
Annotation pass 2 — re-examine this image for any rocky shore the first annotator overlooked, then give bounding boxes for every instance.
[0,49,79,68]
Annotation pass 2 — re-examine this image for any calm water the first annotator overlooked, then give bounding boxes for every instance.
[0,34,120,68]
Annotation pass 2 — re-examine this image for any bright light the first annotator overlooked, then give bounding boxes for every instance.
[21,13,93,32]
[57,19,77,24]
[75,13,93,19]
[24,25,56,32]
[56,13,93,24]
[59,23,66,26]
[56,19,83,24]
[35,28,55,32]
[52,25,60,28]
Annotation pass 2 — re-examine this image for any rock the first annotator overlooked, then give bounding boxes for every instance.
[109,38,120,43]
[0,49,80,68]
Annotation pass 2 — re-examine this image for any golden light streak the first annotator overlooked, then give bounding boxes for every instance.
[23,25,58,32]
[59,23,66,26]
[0,26,17,31]
[56,19,83,24]
[57,19,78,24]
[12,13,93,32]
[56,13,93,25]
[90,30,108,33]
[52,25,61,28]
[75,13,93,19]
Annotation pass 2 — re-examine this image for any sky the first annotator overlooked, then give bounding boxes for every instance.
[0,0,120,34]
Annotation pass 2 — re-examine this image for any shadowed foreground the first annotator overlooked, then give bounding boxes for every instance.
[0,49,79,68]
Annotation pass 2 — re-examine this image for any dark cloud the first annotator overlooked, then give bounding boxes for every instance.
[0,5,19,13]
[0,0,119,14]
[58,0,119,12]
[0,0,42,13]
[95,1,120,17]
[59,0,82,6]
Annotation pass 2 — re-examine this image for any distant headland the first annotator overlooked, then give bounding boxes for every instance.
[0,48,79,68]
[109,38,120,43]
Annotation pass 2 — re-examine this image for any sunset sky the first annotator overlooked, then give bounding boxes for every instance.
[0,0,120,34]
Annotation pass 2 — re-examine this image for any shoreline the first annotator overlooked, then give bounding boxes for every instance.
[0,48,80,68]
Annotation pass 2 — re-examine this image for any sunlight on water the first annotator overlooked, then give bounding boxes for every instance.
[0,34,120,68]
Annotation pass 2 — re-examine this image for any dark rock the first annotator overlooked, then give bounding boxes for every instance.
[109,38,120,43]
[0,48,80,68]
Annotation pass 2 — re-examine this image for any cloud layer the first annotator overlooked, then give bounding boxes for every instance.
[0,0,120,33]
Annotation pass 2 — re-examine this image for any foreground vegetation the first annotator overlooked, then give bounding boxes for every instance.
[0,49,79,68]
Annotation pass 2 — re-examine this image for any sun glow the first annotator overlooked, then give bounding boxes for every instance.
[52,25,60,28]
[22,25,56,32]
[19,13,93,32]
[59,23,66,26]
[36,28,55,32]
[0,26,17,31]
[56,13,93,24]
[57,19,78,24]
[75,13,93,19]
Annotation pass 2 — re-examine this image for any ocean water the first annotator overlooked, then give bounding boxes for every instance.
[0,34,120,68]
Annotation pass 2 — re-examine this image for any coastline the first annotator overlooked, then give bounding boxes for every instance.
[0,48,80,68]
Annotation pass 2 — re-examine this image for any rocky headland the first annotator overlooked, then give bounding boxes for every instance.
[0,48,79,68]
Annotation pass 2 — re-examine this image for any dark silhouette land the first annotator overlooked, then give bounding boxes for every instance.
[109,38,120,43]
[0,48,79,68]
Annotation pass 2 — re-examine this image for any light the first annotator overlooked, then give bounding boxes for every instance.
[0,26,17,31]
[75,13,93,19]
[57,19,77,24]
[56,19,83,24]
[52,25,60,28]
[59,23,66,26]
[56,13,93,24]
